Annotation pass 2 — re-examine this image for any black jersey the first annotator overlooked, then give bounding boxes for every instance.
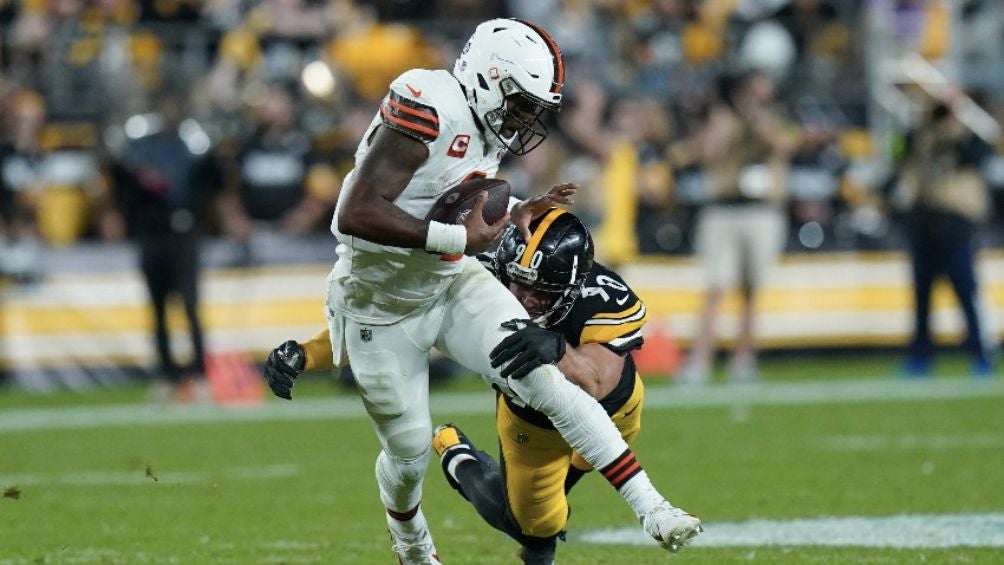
[504,262,647,429]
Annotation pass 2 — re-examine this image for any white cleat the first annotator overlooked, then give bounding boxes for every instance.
[641,501,703,553]
[389,527,442,565]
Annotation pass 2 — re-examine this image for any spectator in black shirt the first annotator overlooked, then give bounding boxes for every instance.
[897,100,997,378]
[219,84,338,263]
[0,90,46,282]
[108,93,218,402]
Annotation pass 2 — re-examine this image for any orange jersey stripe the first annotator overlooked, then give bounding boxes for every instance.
[379,105,439,139]
[387,98,439,124]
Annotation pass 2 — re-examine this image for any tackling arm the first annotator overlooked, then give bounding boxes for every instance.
[489,320,626,401]
[556,342,625,400]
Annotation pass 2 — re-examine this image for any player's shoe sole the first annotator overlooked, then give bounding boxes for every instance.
[641,501,703,553]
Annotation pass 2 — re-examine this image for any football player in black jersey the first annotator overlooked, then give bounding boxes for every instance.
[431,209,657,564]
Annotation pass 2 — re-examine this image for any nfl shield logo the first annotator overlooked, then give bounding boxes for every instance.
[360,328,373,342]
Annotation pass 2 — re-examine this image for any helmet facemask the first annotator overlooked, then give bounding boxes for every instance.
[483,78,555,156]
[504,261,583,325]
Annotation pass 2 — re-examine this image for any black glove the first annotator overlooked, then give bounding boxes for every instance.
[264,340,306,400]
[489,319,566,380]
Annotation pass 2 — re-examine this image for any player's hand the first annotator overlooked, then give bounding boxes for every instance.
[264,340,306,400]
[490,319,566,380]
[464,191,510,252]
[511,183,577,241]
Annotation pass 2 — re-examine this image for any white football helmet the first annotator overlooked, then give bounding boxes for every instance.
[453,18,564,155]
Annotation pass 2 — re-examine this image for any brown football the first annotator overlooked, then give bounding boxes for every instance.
[425,177,511,225]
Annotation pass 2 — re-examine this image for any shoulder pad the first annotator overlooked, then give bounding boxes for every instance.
[380,70,443,144]
[575,265,646,353]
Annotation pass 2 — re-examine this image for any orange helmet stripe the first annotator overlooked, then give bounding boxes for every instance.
[515,19,564,93]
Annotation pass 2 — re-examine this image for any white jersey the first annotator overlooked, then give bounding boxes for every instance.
[329,69,506,324]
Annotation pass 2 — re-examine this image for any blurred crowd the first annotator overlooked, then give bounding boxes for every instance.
[2,0,1004,282]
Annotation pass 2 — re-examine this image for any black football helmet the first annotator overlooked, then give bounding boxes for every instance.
[494,208,594,325]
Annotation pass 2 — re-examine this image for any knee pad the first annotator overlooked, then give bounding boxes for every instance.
[376,446,431,486]
[380,418,433,461]
[376,446,432,511]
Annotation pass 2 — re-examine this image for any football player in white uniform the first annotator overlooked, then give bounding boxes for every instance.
[263,19,702,564]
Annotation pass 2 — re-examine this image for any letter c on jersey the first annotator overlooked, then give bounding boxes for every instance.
[448,134,471,158]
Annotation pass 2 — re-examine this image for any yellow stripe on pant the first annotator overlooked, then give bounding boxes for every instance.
[496,374,645,539]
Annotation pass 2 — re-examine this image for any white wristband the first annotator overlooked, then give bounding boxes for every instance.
[425,221,467,255]
[507,196,522,213]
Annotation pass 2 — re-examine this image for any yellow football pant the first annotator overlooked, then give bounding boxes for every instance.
[496,374,644,539]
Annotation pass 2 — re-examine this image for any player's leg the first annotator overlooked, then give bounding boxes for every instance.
[436,260,701,551]
[432,407,565,565]
[567,374,645,492]
[496,397,573,563]
[941,218,993,373]
[140,241,179,383]
[732,205,786,381]
[906,212,937,374]
[343,315,439,563]
[174,235,206,375]
[683,205,737,383]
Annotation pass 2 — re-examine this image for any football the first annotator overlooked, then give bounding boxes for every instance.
[425,177,511,225]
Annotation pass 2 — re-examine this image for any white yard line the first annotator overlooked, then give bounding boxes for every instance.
[577,512,1004,548]
[0,464,300,487]
[818,432,1004,452]
[0,377,1002,433]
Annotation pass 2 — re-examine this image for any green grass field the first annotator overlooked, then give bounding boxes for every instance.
[1,355,1003,564]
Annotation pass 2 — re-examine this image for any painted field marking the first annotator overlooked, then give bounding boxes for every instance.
[0,464,299,487]
[818,432,1004,452]
[0,377,1002,433]
[578,512,1004,548]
